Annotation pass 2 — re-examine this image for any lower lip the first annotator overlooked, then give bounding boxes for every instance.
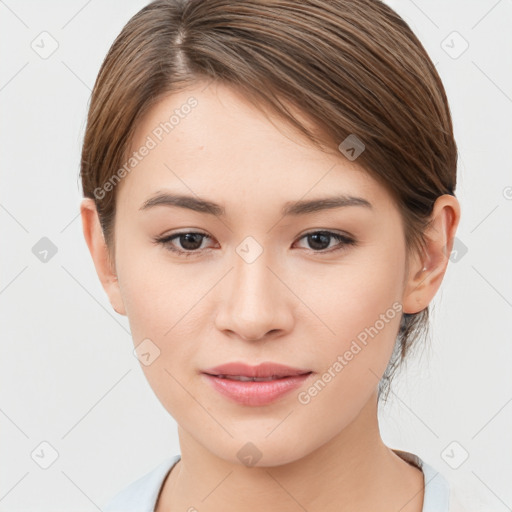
[202,373,313,406]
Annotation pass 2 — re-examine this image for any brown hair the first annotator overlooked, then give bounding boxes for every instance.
[80,0,457,402]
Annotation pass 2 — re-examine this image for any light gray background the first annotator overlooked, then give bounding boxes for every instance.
[1,0,511,510]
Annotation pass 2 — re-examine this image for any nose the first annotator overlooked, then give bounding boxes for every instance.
[214,247,294,342]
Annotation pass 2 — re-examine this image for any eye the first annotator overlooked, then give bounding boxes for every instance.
[153,231,214,257]
[153,230,357,257]
[294,231,357,253]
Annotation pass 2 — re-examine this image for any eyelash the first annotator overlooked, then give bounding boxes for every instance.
[153,230,357,258]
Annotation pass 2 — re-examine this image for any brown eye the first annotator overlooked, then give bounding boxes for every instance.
[153,229,356,258]
[174,233,205,251]
[295,231,356,253]
[154,231,213,257]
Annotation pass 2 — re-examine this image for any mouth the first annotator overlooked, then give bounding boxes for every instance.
[201,362,314,406]
[205,374,312,382]
[201,361,313,380]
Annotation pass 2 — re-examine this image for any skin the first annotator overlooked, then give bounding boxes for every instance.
[81,81,460,511]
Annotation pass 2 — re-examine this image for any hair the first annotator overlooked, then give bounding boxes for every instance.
[80,0,458,403]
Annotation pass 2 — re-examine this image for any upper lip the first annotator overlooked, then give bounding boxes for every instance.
[202,362,312,379]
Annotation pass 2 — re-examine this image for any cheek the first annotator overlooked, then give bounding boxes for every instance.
[117,269,167,340]
[114,232,183,337]
[291,278,402,433]
[308,250,403,340]
[304,244,405,386]
[116,258,201,417]
[114,238,202,368]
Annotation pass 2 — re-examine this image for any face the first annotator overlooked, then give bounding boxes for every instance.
[95,81,417,466]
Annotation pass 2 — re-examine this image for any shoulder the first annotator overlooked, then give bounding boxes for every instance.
[393,449,492,512]
[102,454,181,512]
[393,449,451,511]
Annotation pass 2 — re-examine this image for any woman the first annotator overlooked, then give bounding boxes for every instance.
[80,0,462,510]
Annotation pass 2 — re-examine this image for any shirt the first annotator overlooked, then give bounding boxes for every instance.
[102,449,453,512]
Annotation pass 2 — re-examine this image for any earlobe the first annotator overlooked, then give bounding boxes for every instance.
[402,194,461,314]
[80,198,127,316]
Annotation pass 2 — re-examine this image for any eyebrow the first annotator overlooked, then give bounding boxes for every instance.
[139,191,373,217]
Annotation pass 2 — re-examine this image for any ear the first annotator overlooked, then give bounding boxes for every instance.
[80,198,127,316]
[402,194,461,314]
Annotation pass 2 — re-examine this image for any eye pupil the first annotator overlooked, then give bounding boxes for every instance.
[180,233,203,250]
[308,232,330,250]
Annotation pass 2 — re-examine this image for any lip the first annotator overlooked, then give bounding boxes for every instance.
[202,361,312,379]
[201,361,313,406]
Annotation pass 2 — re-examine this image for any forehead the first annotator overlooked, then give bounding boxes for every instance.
[116,82,392,216]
